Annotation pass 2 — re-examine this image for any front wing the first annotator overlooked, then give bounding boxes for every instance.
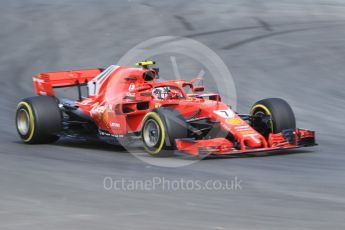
[175,128,316,156]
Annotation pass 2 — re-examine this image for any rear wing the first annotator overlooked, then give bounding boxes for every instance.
[32,68,103,97]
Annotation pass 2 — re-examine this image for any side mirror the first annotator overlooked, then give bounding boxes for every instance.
[193,86,204,93]
[191,77,204,93]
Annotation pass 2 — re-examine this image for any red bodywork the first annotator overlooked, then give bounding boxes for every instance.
[32,65,315,156]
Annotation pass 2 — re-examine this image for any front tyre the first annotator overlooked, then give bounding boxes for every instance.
[141,108,187,157]
[142,112,166,156]
[16,96,62,144]
[250,98,296,137]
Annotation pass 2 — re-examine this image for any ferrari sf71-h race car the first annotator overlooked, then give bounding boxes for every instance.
[16,61,316,157]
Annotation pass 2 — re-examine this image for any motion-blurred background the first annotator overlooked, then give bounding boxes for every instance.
[0,0,344,229]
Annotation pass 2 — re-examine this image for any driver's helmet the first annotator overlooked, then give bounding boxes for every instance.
[152,86,181,99]
[152,88,165,99]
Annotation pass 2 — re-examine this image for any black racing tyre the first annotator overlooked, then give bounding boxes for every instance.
[250,98,296,135]
[141,107,188,157]
[16,96,62,144]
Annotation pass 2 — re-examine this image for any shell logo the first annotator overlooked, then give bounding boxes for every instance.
[103,109,109,123]
[227,118,242,125]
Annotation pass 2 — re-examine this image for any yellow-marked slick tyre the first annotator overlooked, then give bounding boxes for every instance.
[16,96,62,144]
[141,108,187,157]
[250,98,296,137]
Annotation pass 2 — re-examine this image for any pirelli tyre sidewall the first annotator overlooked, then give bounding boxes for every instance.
[141,108,188,157]
[250,98,296,134]
[16,96,62,144]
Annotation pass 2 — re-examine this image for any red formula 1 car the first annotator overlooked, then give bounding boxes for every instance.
[16,61,316,157]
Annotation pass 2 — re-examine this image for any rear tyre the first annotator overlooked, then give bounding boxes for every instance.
[141,108,187,157]
[16,96,62,144]
[250,98,296,137]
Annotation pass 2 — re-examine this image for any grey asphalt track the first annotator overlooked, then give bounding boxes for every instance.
[1,0,345,229]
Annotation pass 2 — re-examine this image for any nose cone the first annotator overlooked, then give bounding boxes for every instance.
[245,136,263,148]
